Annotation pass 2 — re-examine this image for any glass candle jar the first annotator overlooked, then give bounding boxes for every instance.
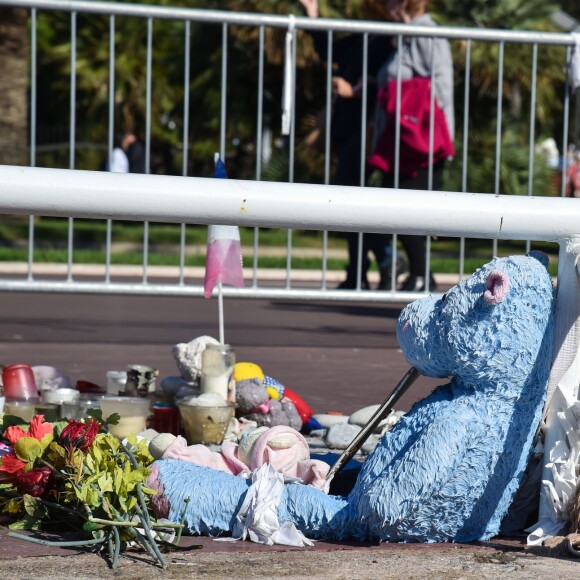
[2,364,39,402]
[200,344,236,402]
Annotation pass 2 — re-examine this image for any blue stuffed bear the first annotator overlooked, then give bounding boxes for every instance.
[148,253,555,542]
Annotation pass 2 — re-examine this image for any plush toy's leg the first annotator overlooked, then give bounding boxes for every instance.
[279,483,352,540]
[154,459,250,536]
[152,459,352,540]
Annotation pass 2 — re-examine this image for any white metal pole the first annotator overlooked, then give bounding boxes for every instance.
[218,282,225,345]
[2,166,580,242]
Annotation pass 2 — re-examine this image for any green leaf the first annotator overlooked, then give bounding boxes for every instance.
[90,443,102,465]
[97,472,113,493]
[105,413,121,426]
[14,437,43,463]
[8,516,43,531]
[51,420,71,437]
[82,520,104,532]
[101,497,114,519]
[1,415,28,429]
[23,494,49,520]
[125,496,137,512]
[86,409,104,423]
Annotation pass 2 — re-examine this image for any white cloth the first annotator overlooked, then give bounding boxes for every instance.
[216,463,313,547]
[527,385,580,545]
[109,147,129,173]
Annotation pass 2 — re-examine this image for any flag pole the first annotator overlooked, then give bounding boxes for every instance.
[204,153,243,345]
[218,282,225,344]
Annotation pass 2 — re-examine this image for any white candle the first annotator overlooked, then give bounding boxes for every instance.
[201,372,229,399]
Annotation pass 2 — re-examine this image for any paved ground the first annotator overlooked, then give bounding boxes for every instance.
[0,286,578,576]
[1,530,579,578]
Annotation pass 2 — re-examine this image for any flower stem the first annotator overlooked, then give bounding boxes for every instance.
[135,503,167,569]
[9,532,107,548]
[175,497,190,546]
[111,524,121,569]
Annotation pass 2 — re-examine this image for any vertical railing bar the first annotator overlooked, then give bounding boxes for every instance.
[425,36,436,292]
[359,33,369,187]
[253,25,265,289]
[30,9,37,170]
[220,22,227,159]
[391,34,403,293]
[459,39,471,279]
[179,19,191,286]
[145,18,153,174]
[561,45,572,198]
[285,23,297,289]
[526,43,538,254]
[256,25,265,182]
[321,29,333,291]
[355,33,369,291]
[143,16,153,284]
[394,33,402,185]
[182,20,191,176]
[67,10,77,283]
[105,14,115,284]
[69,12,77,170]
[427,38,435,192]
[322,230,329,291]
[28,8,37,282]
[324,30,333,186]
[493,40,504,258]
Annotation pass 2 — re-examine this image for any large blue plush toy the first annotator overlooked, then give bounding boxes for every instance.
[149,253,555,542]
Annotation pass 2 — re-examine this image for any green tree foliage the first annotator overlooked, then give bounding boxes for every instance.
[433,0,565,195]
[33,0,568,195]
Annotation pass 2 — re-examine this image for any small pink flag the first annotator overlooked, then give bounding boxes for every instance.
[203,156,244,298]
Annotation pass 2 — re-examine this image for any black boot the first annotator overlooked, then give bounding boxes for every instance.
[337,273,370,290]
[377,255,408,290]
[377,266,394,291]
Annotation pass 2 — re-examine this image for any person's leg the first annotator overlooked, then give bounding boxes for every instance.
[334,136,370,289]
[397,163,444,291]
[366,233,391,290]
[338,232,370,289]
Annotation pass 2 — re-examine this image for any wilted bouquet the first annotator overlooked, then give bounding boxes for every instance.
[0,411,184,568]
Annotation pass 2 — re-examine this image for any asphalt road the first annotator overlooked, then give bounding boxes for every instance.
[0,291,442,415]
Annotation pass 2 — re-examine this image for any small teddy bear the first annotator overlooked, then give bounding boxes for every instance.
[234,362,310,431]
[171,336,220,384]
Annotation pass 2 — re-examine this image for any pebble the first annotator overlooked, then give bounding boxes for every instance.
[324,423,361,449]
[313,413,349,428]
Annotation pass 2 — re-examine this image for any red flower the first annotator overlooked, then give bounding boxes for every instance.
[59,420,100,453]
[0,453,28,476]
[16,466,53,498]
[3,426,28,445]
[4,414,53,445]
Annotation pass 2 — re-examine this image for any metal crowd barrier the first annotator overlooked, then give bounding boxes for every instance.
[0,0,577,301]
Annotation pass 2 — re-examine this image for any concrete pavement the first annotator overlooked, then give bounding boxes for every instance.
[0,280,577,577]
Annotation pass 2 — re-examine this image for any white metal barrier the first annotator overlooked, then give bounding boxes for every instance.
[0,0,577,300]
[2,163,580,537]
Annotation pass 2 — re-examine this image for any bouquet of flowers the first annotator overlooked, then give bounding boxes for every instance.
[0,410,185,569]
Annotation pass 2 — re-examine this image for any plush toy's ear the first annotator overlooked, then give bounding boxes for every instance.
[527,250,549,269]
[484,270,510,304]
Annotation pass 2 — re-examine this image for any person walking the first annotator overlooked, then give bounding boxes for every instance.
[369,0,455,292]
[298,0,401,290]
[122,130,146,174]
